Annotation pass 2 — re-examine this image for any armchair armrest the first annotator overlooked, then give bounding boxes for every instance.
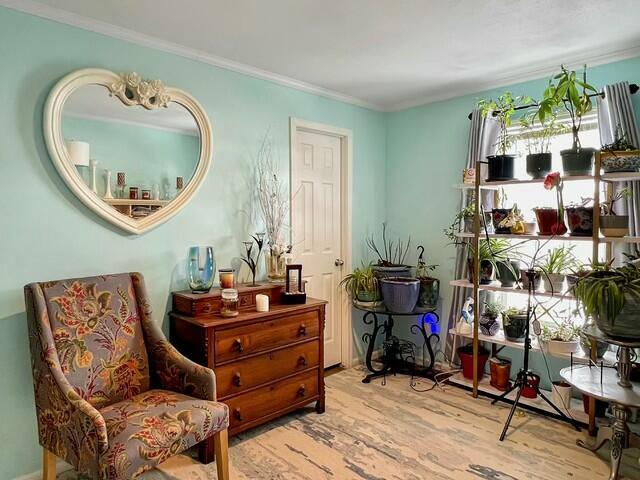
[130,273,217,401]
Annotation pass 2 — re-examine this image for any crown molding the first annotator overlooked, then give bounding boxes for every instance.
[0,0,385,112]
[388,43,640,112]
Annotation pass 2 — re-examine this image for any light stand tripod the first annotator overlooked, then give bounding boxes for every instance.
[492,268,582,441]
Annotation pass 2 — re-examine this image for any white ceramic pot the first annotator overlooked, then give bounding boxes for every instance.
[541,339,580,356]
[552,380,573,413]
[542,273,565,294]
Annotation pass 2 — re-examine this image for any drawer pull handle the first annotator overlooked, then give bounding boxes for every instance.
[298,324,307,336]
[234,408,243,422]
[298,356,307,367]
[233,373,242,387]
[233,338,244,352]
[297,384,306,398]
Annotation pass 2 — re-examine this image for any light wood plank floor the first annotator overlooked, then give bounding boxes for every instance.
[59,367,640,479]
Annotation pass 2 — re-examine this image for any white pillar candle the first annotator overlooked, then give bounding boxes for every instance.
[256,294,269,312]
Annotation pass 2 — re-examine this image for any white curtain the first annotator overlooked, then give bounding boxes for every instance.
[597,82,640,254]
[444,110,499,358]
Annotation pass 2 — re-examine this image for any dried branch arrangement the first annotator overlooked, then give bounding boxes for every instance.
[255,133,290,256]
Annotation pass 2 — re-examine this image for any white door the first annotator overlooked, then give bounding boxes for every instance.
[291,129,343,368]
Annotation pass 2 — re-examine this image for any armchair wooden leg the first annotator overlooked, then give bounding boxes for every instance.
[213,428,230,480]
[43,448,56,480]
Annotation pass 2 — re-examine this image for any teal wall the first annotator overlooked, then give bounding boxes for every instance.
[386,57,640,384]
[63,116,200,197]
[0,7,386,479]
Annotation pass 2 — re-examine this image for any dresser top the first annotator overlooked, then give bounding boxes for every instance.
[173,282,284,301]
[170,297,327,328]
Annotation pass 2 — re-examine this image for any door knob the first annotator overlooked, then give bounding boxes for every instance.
[335,259,345,266]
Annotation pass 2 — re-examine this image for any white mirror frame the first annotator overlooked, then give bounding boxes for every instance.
[44,68,213,234]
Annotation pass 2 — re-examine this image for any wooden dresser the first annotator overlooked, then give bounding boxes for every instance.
[170,284,326,442]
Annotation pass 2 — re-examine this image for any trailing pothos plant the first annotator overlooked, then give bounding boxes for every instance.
[537,64,597,152]
[574,256,640,322]
[478,91,532,155]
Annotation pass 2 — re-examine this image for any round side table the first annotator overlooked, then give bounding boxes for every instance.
[560,326,640,480]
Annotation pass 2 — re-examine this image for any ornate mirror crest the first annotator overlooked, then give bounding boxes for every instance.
[43,68,213,234]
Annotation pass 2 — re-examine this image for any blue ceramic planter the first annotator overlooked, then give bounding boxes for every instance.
[380,277,420,313]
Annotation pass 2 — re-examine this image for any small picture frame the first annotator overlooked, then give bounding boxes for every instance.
[282,264,306,304]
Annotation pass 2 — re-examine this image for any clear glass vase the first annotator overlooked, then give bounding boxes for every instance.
[188,246,215,293]
[265,251,286,282]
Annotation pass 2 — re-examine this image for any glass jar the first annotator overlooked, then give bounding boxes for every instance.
[219,268,235,289]
[188,246,215,293]
[221,288,239,317]
[129,186,139,200]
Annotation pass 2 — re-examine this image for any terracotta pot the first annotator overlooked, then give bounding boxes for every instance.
[534,207,567,235]
[490,358,512,391]
[458,344,490,380]
[522,373,540,399]
[565,206,593,236]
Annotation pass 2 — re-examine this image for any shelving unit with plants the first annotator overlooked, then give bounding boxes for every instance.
[446,64,640,433]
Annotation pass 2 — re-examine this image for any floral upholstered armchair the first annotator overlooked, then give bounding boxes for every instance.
[24,273,230,480]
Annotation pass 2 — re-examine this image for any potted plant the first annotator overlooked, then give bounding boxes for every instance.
[565,197,594,237]
[480,301,503,336]
[539,318,581,356]
[519,110,567,179]
[478,91,532,181]
[497,203,526,235]
[468,238,513,285]
[367,223,411,277]
[566,264,590,289]
[339,263,380,304]
[379,277,421,313]
[534,172,567,235]
[497,258,521,288]
[502,307,529,343]
[415,246,439,309]
[574,257,640,339]
[540,246,578,293]
[537,65,597,176]
[601,125,640,173]
[457,344,490,380]
[552,380,573,413]
[600,187,631,237]
[520,269,542,291]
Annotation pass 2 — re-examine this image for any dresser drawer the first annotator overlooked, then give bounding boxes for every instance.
[225,370,318,430]
[215,311,320,363]
[216,340,319,398]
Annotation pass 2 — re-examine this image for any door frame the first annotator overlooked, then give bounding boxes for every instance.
[289,117,354,368]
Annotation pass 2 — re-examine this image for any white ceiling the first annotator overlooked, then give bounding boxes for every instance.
[5,0,640,110]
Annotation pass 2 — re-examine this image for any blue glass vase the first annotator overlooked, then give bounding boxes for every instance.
[188,246,215,293]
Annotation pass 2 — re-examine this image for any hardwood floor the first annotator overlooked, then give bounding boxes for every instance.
[58,367,640,479]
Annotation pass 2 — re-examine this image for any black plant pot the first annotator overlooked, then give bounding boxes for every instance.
[561,148,595,176]
[504,314,528,343]
[526,153,552,179]
[496,260,521,288]
[467,259,494,285]
[492,208,512,234]
[486,155,516,181]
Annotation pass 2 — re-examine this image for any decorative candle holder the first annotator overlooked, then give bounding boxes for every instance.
[141,189,151,200]
[117,172,126,198]
[221,288,239,317]
[188,246,215,294]
[282,264,306,304]
[89,158,98,194]
[219,268,236,289]
[103,169,114,199]
[240,233,265,286]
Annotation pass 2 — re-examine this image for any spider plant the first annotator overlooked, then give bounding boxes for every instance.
[540,246,579,275]
[339,263,379,301]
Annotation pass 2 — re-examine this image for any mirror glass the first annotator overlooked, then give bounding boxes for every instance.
[61,84,200,219]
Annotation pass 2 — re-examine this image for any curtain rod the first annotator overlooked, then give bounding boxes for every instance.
[466,83,639,120]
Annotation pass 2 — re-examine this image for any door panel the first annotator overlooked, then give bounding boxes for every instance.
[292,129,342,367]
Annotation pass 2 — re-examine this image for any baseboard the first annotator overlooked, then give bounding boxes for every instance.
[14,459,73,480]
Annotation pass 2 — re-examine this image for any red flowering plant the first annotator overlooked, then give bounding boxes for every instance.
[542,172,567,235]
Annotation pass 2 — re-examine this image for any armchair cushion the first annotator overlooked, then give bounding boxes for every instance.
[99,389,228,480]
[40,275,150,408]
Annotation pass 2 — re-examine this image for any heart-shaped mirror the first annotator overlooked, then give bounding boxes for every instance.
[44,68,212,234]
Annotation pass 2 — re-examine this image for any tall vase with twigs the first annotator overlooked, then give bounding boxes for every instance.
[255,133,291,281]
